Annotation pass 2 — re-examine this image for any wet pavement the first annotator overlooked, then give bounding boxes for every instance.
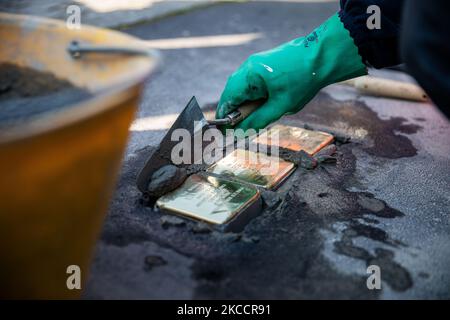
[84,1,450,299]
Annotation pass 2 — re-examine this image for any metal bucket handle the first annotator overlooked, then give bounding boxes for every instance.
[67,40,156,59]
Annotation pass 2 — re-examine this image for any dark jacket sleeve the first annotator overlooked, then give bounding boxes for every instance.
[339,0,404,68]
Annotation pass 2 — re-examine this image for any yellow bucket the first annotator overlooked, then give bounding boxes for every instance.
[0,13,158,299]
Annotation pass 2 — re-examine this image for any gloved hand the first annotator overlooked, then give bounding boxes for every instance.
[216,13,367,132]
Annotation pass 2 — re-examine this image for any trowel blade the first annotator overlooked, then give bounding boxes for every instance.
[136,96,208,193]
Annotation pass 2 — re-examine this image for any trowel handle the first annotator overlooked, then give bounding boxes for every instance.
[227,99,265,126]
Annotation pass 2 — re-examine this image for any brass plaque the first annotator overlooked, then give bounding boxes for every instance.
[252,124,334,155]
[156,174,260,225]
[207,149,295,190]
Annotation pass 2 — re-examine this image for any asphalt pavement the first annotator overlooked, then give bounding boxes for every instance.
[84,1,450,299]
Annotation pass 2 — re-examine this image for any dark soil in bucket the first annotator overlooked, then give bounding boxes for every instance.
[0,63,91,125]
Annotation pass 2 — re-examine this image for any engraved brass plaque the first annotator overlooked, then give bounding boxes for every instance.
[207,149,295,189]
[252,124,334,155]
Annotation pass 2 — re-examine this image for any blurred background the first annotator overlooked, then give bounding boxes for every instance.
[0,0,449,300]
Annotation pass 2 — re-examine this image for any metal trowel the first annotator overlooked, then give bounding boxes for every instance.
[136,96,263,193]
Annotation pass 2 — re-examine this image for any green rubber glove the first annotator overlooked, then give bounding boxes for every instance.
[216,13,367,132]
